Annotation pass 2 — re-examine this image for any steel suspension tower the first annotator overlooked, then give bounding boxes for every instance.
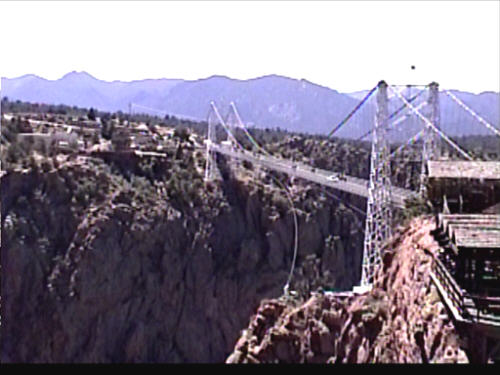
[419,82,441,196]
[204,102,217,181]
[361,80,393,287]
[225,103,242,170]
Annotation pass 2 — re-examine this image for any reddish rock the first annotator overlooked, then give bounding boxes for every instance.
[226,218,470,363]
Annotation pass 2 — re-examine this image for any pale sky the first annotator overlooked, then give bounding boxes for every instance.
[0,1,499,93]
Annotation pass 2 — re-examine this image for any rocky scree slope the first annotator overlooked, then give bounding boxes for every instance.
[1,141,365,362]
[227,218,469,363]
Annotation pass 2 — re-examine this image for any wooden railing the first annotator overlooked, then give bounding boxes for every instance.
[433,256,466,317]
[463,295,500,325]
[432,256,500,326]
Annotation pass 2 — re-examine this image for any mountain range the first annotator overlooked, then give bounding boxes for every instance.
[2,71,499,139]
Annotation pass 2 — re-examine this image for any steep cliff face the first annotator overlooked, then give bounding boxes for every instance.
[227,218,470,363]
[1,152,365,362]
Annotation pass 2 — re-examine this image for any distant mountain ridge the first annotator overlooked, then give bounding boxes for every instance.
[2,71,499,139]
[2,71,184,115]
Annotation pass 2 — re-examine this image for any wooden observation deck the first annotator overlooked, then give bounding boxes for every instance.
[427,161,500,361]
[427,161,500,214]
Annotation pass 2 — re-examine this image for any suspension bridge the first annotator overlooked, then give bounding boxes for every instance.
[130,81,498,290]
[202,81,500,361]
[200,81,499,287]
[209,140,415,208]
[130,79,500,360]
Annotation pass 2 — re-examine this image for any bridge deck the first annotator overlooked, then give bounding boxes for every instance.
[211,143,416,208]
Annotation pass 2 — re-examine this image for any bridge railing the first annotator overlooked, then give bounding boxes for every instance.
[211,143,415,207]
[462,295,500,326]
[433,255,500,326]
[432,256,466,317]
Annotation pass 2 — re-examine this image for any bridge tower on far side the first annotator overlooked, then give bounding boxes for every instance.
[225,103,242,171]
[360,80,393,288]
[419,82,441,196]
[204,102,217,181]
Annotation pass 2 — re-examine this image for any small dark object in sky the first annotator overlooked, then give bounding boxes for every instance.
[411,65,416,70]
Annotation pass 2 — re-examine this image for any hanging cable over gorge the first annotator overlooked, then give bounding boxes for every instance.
[327,84,378,138]
[356,89,427,141]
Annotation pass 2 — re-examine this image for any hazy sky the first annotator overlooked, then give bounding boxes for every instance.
[1,1,499,93]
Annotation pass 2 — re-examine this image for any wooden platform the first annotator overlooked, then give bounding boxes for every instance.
[451,227,500,249]
[428,161,500,180]
[430,258,500,334]
[432,214,500,329]
[427,162,500,213]
[438,214,500,230]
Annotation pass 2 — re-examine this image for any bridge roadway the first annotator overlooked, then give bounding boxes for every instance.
[210,143,416,209]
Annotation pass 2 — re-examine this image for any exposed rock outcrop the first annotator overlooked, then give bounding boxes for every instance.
[227,218,469,363]
[1,153,364,362]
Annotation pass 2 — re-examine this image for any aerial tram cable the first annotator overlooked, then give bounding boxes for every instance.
[227,103,373,293]
[226,104,299,295]
[214,102,300,296]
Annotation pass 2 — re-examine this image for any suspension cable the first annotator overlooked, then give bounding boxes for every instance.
[320,187,367,218]
[390,86,474,161]
[131,103,169,115]
[388,88,427,121]
[390,102,427,129]
[357,101,427,141]
[228,102,271,155]
[328,84,378,138]
[444,90,500,137]
[131,103,200,122]
[277,178,299,296]
[228,105,372,292]
[210,102,241,147]
[390,129,425,157]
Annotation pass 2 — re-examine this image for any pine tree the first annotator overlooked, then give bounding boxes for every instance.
[87,108,96,121]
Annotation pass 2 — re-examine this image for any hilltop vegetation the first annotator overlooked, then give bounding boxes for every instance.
[1,101,367,362]
[1,99,497,362]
